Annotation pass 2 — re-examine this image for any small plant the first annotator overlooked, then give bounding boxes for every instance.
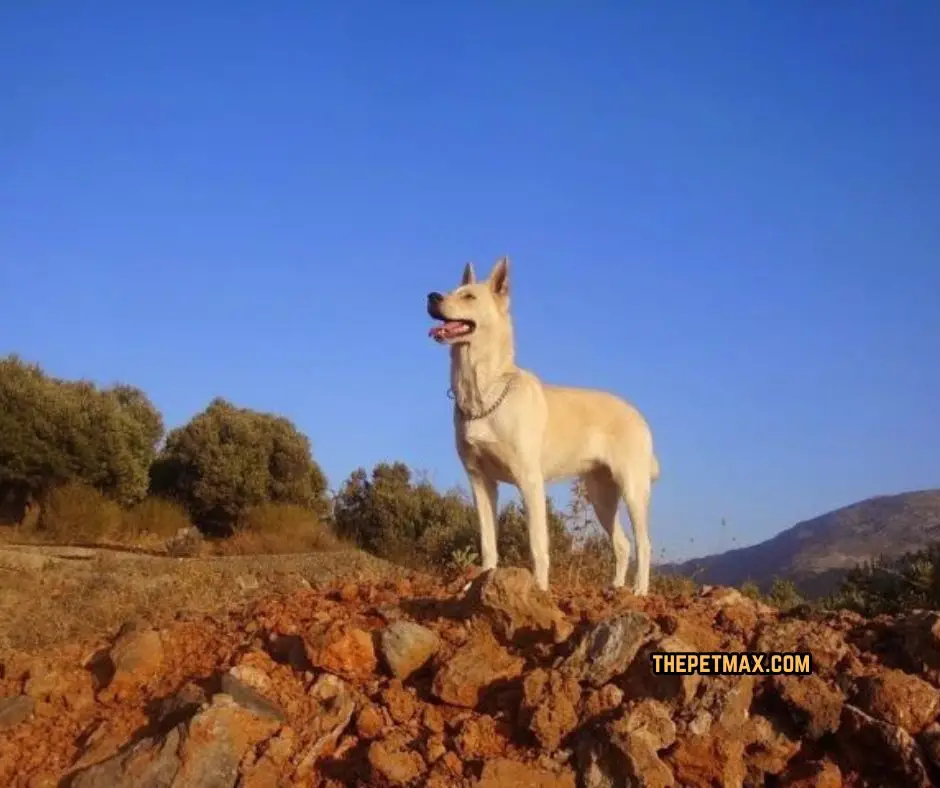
[765,578,805,611]
[447,545,479,574]
[739,580,762,600]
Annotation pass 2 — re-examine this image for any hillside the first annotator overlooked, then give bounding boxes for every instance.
[3,567,940,786]
[664,489,940,597]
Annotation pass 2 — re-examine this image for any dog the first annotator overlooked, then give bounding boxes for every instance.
[426,256,660,595]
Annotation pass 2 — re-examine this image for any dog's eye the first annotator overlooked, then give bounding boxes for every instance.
[461,292,475,300]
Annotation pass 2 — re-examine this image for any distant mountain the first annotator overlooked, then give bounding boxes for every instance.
[661,489,940,597]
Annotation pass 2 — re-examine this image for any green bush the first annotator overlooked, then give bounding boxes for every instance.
[0,356,164,508]
[826,545,940,616]
[151,398,329,532]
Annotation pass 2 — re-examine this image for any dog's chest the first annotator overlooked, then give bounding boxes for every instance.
[456,420,519,480]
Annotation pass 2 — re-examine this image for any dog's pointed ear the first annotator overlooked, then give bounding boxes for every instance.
[461,262,476,285]
[489,256,510,297]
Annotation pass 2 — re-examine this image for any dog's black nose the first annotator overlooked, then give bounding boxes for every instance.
[427,292,443,304]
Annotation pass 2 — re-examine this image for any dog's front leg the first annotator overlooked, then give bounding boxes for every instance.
[518,471,550,590]
[467,471,499,571]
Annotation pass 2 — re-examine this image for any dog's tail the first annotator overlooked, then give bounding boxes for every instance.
[651,452,661,483]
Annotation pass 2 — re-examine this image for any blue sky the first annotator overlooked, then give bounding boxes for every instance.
[2,3,938,562]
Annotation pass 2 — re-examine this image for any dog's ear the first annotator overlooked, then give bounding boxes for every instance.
[461,262,476,285]
[489,256,510,297]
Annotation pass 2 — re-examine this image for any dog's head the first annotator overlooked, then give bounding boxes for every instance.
[427,257,511,346]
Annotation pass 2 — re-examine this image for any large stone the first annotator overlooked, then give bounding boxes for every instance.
[463,568,572,646]
[742,713,800,777]
[305,622,377,681]
[521,669,581,751]
[562,612,657,687]
[0,695,34,730]
[920,722,940,770]
[853,668,940,735]
[292,673,357,774]
[106,622,165,692]
[368,730,426,786]
[431,627,525,708]
[219,673,286,723]
[837,703,933,788]
[773,675,843,739]
[475,758,576,788]
[378,620,440,679]
[623,636,700,707]
[68,693,280,788]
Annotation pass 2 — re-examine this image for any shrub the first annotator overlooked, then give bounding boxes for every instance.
[123,497,194,540]
[333,462,478,567]
[0,356,164,507]
[151,398,329,532]
[825,545,940,616]
[35,482,124,543]
[765,578,805,611]
[223,502,339,554]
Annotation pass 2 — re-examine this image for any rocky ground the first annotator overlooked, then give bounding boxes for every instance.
[2,567,940,787]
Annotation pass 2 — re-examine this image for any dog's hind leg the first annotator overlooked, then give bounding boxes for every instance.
[618,467,652,596]
[467,471,499,571]
[583,467,631,588]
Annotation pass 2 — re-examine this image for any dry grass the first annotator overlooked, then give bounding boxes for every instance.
[0,545,405,655]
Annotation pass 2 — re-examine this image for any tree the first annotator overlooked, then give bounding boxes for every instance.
[0,355,164,508]
[151,398,329,531]
[496,498,573,567]
[333,462,477,566]
[826,545,940,616]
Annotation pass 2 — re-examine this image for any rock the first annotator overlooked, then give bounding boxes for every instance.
[378,620,440,679]
[773,675,843,739]
[238,728,296,788]
[743,713,800,776]
[580,684,624,721]
[853,668,940,734]
[622,636,700,707]
[432,626,525,708]
[921,722,940,770]
[464,568,572,646]
[380,680,417,724]
[753,619,850,677]
[611,700,677,788]
[106,622,165,692]
[521,669,581,751]
[292,673,357,774]
[0,695,35,730]
[69,725,184,788]
[219,673,286,722]
[355,703,386,739]
[368,731,426,786]
[896,611,940,674]
[665,733,747,788]
[837,703,933,787]
[174,694,282,786]
[69,693,280,788]
[305,623,377,680]
[562,612,656,687]
[777,758,842,787]
[454,715,510,759]
[682,675,755,736]
[475,758,576,788]
[227,663,272,695]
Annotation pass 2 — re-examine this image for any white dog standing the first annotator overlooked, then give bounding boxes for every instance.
[427,256,660,595]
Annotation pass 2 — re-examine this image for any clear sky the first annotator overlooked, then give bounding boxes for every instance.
[2,3,938,562]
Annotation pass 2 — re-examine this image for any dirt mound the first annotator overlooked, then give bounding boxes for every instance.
[2,568,940,787]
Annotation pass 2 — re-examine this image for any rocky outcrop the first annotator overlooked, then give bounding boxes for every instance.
[1,568,939,787]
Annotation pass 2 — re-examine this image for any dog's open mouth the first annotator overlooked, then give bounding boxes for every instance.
[428,319,475,343]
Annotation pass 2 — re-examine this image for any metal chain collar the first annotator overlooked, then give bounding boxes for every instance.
[447,372,518,421]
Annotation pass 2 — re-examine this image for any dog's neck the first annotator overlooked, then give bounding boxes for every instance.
[449,324,517,416]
